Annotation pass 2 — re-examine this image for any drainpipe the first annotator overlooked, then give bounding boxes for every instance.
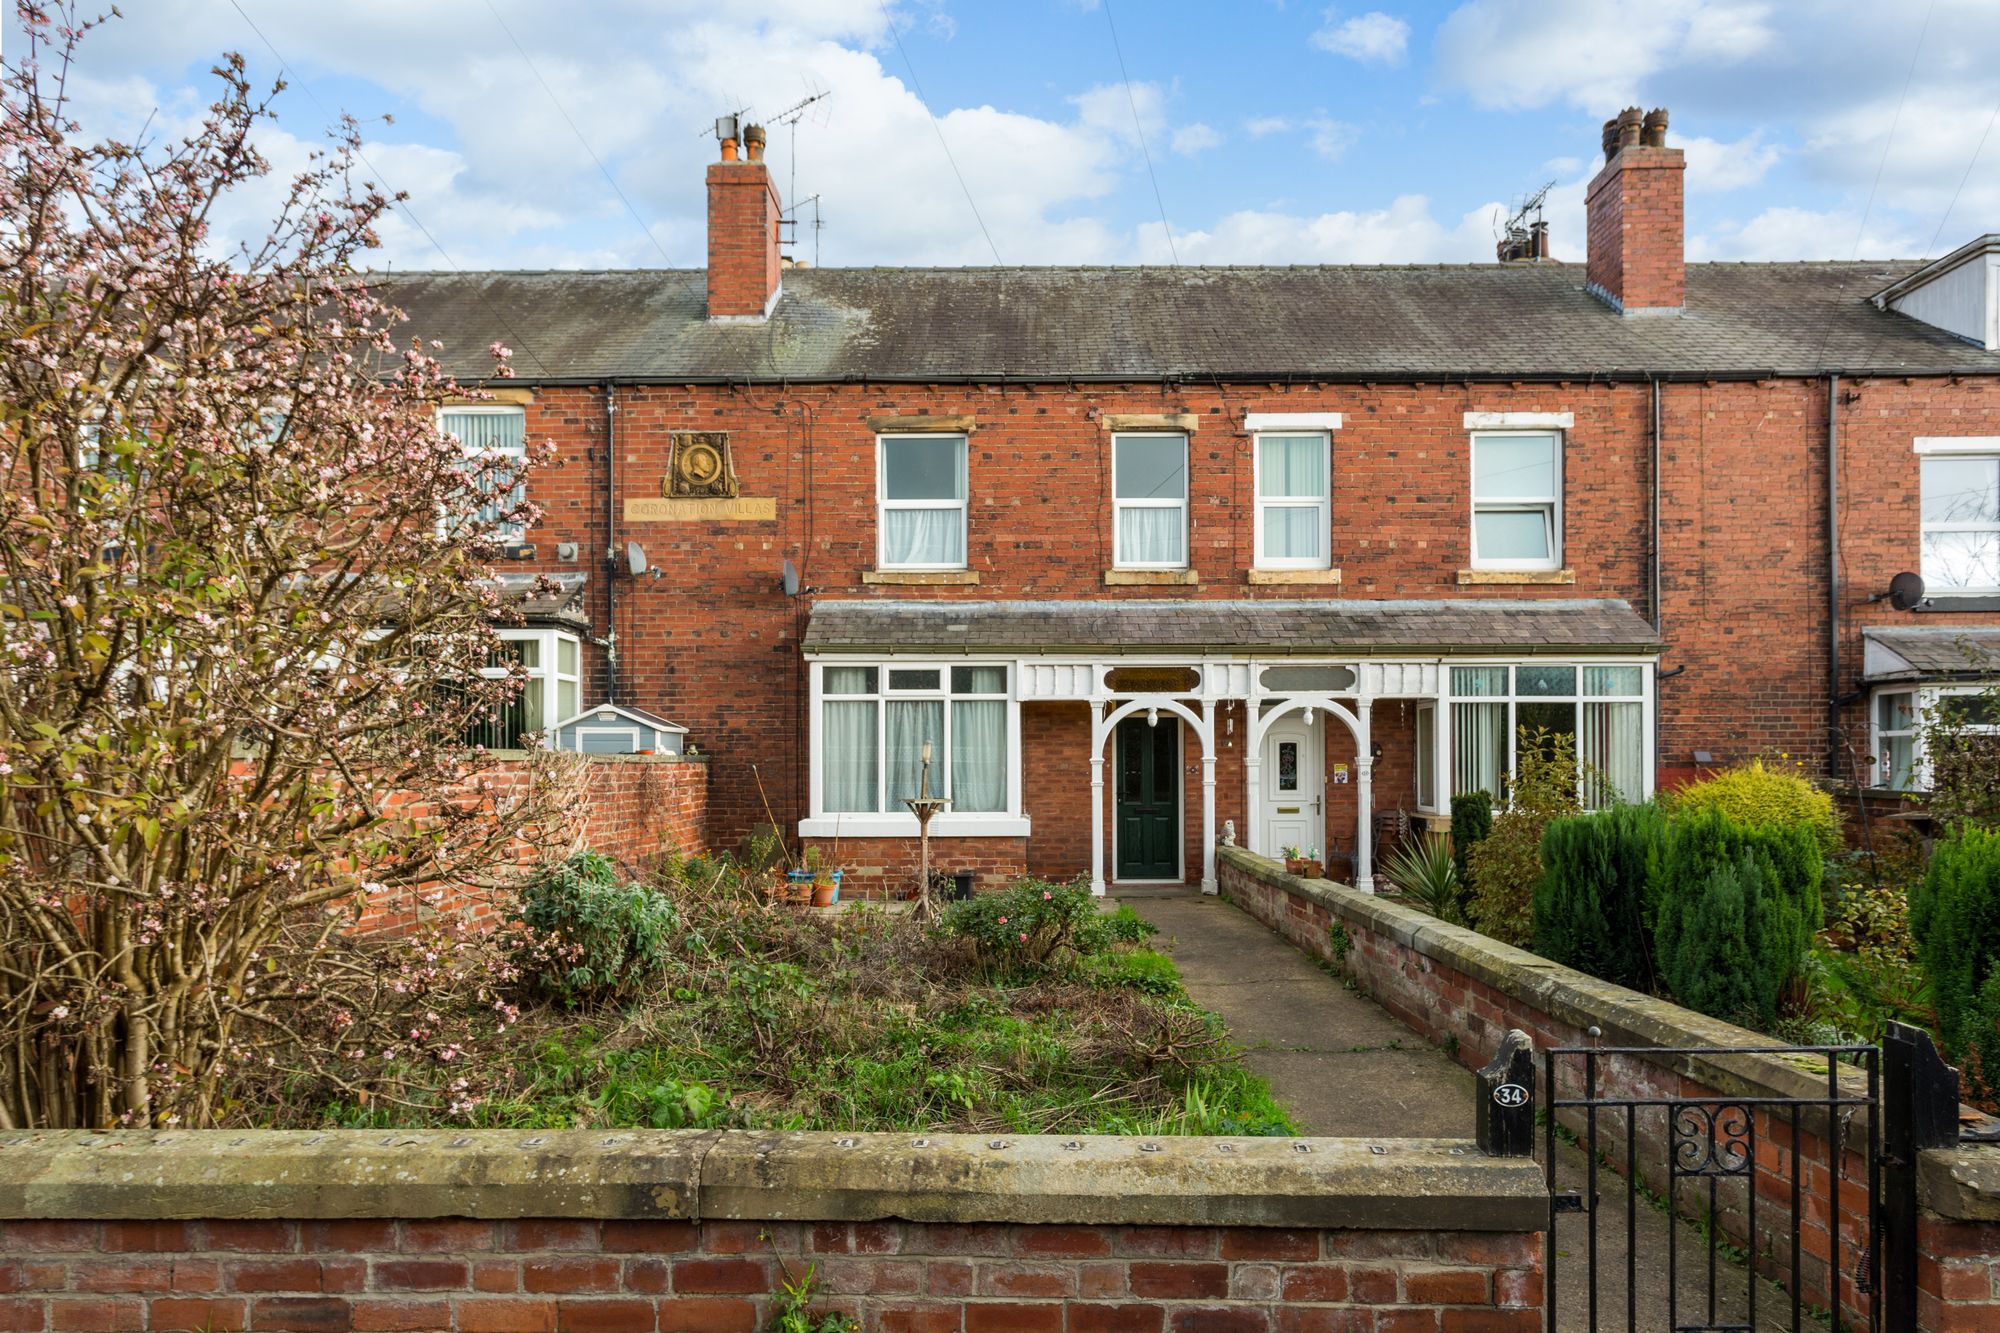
[604,381,619,705]
[1650,375,1663,794]
[1827,373,1841,780]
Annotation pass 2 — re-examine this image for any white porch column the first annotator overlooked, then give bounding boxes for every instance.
[1089,699,1107,896]
[1200,699,1217,895]
[1243,752,1262,858]
[1354,704,1375,893]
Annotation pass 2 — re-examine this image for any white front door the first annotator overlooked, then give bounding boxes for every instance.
[1260,714,1324,856]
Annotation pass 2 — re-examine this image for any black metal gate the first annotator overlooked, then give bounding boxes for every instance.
[1478,1022,1963,1332]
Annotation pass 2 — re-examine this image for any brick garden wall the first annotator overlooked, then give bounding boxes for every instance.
[1216,847,2000,1332]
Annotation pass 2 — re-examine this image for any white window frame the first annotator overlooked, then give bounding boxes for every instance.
[1253,430,1333,570]
[1469,430,1563,571]
[1915,445,2000,596]
[1443,659,1651,809]
[1413,701,1439,814]
[803,658,1028,838]
[478,626,581,747]
[441,405,529,543]
[1112,432,1190,570]
[876,433,969,571]
[1868,682,2000,791]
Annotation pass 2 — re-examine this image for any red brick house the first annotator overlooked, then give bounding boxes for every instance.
[382,110,2000,896]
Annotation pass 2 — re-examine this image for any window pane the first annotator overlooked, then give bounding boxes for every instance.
[1584,665,1643,697]
[1277,740,1300,793]
[1415,707,1436,809]
[1517,664,1576,697]
[882,436,964,500]
[1453,701,1507,798]
[1474,508,1553,561]
[1114,436,1186,500]
[443,411,526,454]
[1923,529,2000,591]
[1517,700,1577,763]
[1258,435,1325,499]
[823,700,879,811]
[1473,434,1556,499]
[950,699,1006,811]
[825,666,878,695]
[951,665,1007,694]
[1451,666,1507,697]
[1884,733,1916,790]
[557,678,579,723]
[520,676,546,736]
[1878,691,1915,733]
[886,699,945,804]
[557,636,579,677]
[1941,694,2000,727]
[1118,506,1186,565]
[512,638,542,670]
[1262,505,1323,561]
[888,668,942,691]
[882,508,965,566]
[1581,701,1643,807]
[1922,456,2000,525]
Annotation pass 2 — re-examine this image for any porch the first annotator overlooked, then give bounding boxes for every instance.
[798,598,1662,897]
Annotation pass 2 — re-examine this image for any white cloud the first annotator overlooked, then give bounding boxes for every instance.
[1310,10,1411,64]
[1677,131,1781,192]
[1688,206,1918,261]
[1306,117,1361,159]
[1171,122,1223,155]
[1243,116,1292,138]
[1145,194,1499,264]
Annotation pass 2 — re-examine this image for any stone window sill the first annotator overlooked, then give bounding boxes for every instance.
[1104,568,1199,586]
[1456,568,1575,585]
[862,569,980,586]
[1248,568,1342,586]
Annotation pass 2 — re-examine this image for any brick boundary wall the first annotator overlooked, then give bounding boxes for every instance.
[0,1131,1546,1333]
[1216,846,2000,1332]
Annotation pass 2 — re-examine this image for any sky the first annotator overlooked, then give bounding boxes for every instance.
[8,0,2000,272]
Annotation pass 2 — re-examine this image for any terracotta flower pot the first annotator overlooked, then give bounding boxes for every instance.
[811,881,836,907]
[1285,858,1324,880]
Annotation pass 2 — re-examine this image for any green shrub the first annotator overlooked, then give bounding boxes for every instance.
[942,877,1109,973]
[1382,831,1460,922]
[1450,789,1493,917]
[514,852,682,1006]
[1651,809,1820,1026]
[1465,728,1580,946]
[1913,826,2000,1102]
[1533,802,1666,991]
[1671,758,1840,860]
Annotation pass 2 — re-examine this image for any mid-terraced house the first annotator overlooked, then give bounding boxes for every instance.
[385,108,2000,896]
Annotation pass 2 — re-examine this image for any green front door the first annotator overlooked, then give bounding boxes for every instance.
[1115,716,1180,880]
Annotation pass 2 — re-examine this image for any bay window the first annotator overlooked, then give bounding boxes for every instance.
[1113,433,1188,568]
[878,434,968,569]
[818,663,1012,819]
[464,627,582,749]
[1255,432,1331,568]
[1449,661,1646,808]
[1471,431,1561,570]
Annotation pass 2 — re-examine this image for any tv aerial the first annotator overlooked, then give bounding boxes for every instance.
[773,85,833,263]
[1495,179,1556,261]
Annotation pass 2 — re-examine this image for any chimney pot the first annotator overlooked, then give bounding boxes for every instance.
[744,124,767,162]
[1643,107,1669,148]
[1602,118,1619,161]
[1616,107,1644,150]
[719,136,738,162]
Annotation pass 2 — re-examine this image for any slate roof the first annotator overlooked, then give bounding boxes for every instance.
[489,571,588,627]
[802,598,1663,656]
[372,262,2000,385]
[1863,626,2000,680]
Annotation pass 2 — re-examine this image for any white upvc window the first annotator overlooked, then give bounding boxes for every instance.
[808,660,1025,837]
[467,627,581,749]
[1414,701,1439,813]
[1919,451,2000,593]
[1447,661,1648,809]
[1872,689,1921,791]
[442,405,528,542]
[1254,431,1331,568]
[1112,433,1188,568]
[877,434,968,569]
[1470,431,1562,570]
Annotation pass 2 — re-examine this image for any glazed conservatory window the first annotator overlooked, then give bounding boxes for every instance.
[1255,432,1331,567]
[1449,662,1645,808]
[878,434,968,569]
[821,664,1009,814]
[1921,453,2000,593]
[1113,434,1188,568]
[442,406,528,541]
[1471,432,1561,570]
[464,628,582,749]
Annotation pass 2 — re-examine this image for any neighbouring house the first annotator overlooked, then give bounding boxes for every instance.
[382,107,2000,896]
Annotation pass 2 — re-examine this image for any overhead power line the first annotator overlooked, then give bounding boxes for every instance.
[480,0,680,269]
[1101,0,1179,267]
[876,0,1003,265]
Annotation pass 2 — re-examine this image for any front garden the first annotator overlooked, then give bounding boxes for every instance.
[247,859,1295,1136]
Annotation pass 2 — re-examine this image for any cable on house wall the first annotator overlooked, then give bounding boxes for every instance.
[1101,0,1179,267]
[876,0,1004,265]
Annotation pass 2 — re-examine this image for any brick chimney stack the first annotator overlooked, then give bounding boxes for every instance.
[706,120,782,321]
[1585,106,1685,314]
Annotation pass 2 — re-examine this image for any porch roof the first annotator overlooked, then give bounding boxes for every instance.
[802,598,1662,656]
[1863,626,2000,681]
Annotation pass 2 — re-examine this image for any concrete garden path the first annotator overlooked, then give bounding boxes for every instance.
[1120,887,1820,1331]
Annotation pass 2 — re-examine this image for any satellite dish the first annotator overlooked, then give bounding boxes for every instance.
[626,541,648,578]
[1888,571,1927,611]
[781,559,800,597]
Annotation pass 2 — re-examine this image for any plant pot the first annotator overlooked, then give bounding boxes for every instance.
[1285,858,1324,879]
[811,881,836,907]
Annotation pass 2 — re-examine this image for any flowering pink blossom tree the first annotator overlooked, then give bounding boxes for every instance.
[0,7,584,1127]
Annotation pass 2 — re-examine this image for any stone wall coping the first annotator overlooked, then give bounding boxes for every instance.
[1219,846,1872,1107]
[1920,1146,2000,1222]
[0,1129,1546,1233]
[482,749,707,765]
